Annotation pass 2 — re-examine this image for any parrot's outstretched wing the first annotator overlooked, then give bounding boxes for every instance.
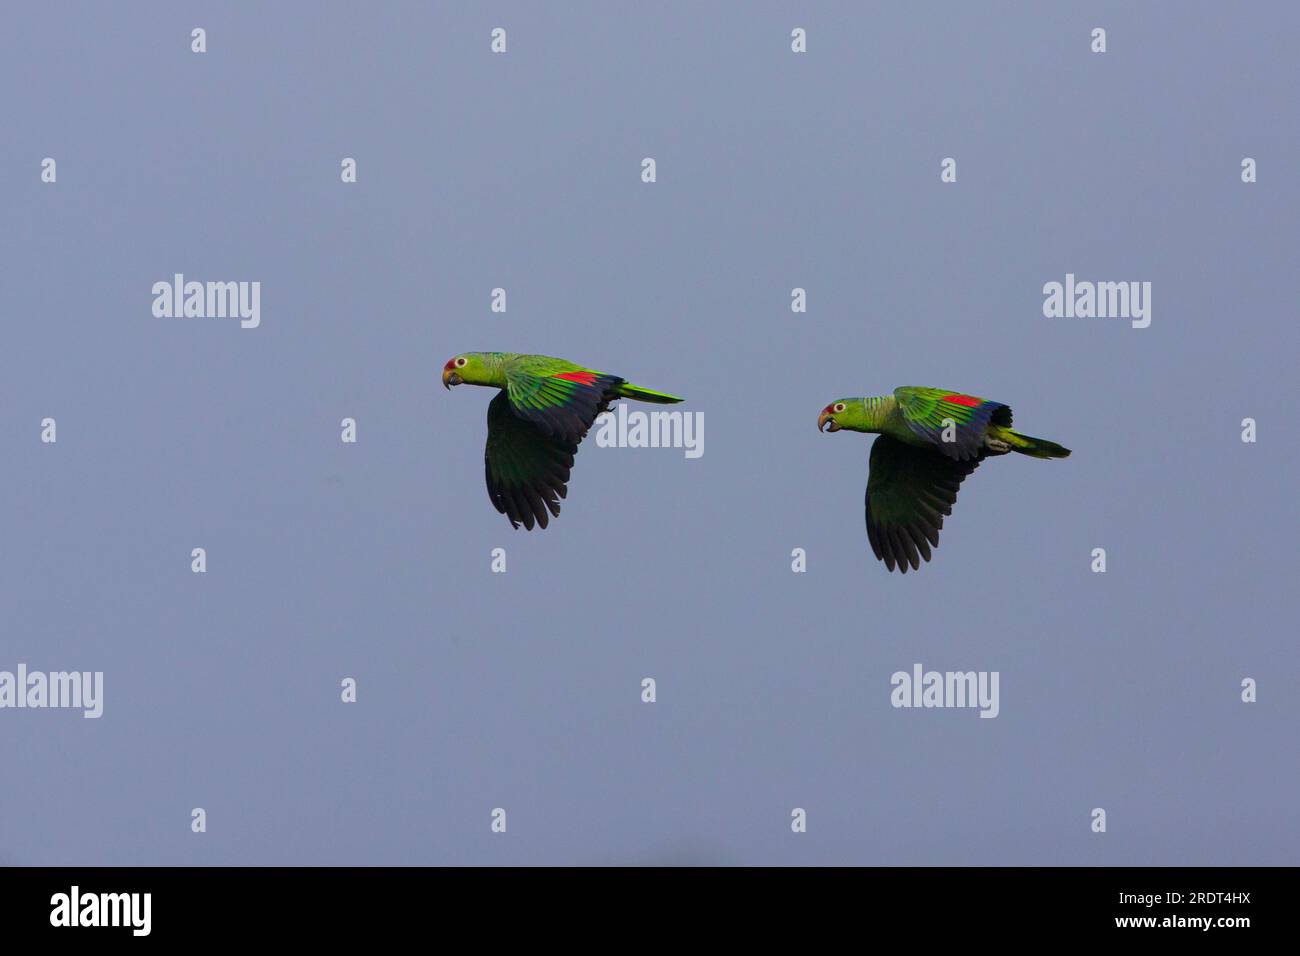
[504,359,624,445]
[893,386,1011,461]
[485,390,577,530]
[865,434,984,572]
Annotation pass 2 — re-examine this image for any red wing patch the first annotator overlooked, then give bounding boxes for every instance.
[940,393,982,407]
[553,371,598,385]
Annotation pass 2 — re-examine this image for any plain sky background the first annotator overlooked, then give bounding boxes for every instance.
[2,2,1297,866]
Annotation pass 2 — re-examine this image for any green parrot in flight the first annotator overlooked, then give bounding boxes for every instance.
[443,351,683,529]
[818,387,1071,573]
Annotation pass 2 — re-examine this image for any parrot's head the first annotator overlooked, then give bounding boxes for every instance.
[442,353,491,390]
[818,398,867,433]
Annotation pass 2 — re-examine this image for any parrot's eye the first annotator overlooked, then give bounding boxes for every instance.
[833,403,846,414]
[454,357,467,368]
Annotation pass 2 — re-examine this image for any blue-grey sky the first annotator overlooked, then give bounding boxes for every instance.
[2,2,1296,865]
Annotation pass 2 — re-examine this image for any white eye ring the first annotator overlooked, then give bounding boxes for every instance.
[454,357,467,368]
[833,403,846,413]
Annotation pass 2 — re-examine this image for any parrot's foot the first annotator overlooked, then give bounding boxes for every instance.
[984,436,1011,455]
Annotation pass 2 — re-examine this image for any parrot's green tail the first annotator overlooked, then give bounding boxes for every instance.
[616,382,683,404]
[990,425,1071,459]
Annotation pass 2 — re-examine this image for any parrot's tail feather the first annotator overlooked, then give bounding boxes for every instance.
[616,382,683,404]
[993,426,1071,459]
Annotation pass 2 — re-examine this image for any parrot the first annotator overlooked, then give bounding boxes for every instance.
[443,351,683,529]
[817,387,1071,573]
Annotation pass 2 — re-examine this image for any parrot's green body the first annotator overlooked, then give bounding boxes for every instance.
[443,351,683,529]
[818,387,1071,573]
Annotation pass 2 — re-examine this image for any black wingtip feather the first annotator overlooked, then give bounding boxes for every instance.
[864,434,986,574]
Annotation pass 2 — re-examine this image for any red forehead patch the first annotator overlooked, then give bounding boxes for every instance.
[443,358,458,371]
[941,393,981,407]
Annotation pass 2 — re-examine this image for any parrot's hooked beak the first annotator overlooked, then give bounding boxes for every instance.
[818,409,840,433]
[442,369,462,390]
